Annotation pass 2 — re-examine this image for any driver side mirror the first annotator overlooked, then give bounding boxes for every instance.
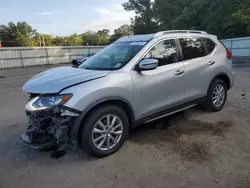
[137,59,158,71]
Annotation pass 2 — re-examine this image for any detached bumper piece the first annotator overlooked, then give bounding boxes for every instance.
[20,129,55,150]
[20,106,80,158]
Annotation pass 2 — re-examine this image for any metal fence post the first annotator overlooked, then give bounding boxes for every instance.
[230,39,233,52]
[19,49,24,67]
[68,48,72,63]
[45,48,50,65]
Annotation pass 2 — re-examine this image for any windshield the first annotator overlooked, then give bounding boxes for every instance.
[79,42,146,70]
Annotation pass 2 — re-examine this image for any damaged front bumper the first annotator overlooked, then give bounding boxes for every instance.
[20,95,81,153]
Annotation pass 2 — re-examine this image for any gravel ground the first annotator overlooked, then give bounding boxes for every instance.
[0,64,249,188]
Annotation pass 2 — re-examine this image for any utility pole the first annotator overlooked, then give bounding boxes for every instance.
[26,27,30,47]
[38,36,41,47]
[42,35,45,47]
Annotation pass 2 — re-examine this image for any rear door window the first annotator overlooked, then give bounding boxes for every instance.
[203,38,216,54]
[179,38,206,60]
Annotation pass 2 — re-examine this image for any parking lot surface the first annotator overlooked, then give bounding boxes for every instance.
[0,64,250,188]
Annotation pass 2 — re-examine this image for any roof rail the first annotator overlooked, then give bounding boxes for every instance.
[154,30,208,37]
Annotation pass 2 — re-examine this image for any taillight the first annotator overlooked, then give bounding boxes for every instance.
[226,49,232,59]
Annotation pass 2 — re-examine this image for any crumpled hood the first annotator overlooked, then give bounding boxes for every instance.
[23,66,110,94]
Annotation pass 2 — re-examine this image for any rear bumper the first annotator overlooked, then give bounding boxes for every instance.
[230,70,236,89]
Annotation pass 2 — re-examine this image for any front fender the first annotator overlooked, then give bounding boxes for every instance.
[60,73,135,147]
[69,96,135,147]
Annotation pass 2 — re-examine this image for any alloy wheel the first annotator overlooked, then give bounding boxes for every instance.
[92,114,123,151]
[212,84,225,108]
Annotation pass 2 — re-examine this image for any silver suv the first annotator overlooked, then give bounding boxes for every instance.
[21,30,235,158]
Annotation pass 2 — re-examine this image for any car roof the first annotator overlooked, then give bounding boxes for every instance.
[114,30,217,43]
[114,34,156,43]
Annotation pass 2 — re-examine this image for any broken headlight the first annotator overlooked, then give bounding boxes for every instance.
[29,94,72,111]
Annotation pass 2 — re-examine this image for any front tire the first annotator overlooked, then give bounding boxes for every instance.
[202,79,227,112]
[80,105,129,158]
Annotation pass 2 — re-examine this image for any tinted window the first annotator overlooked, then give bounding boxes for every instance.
[179,38,206,60]
[203,38,216,54]
[144,39,178,67]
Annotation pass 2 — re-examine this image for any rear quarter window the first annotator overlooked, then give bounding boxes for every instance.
[203,38,216,54]
[179,38,206,60]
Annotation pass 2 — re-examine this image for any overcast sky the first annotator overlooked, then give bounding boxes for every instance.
[0,0,135,36]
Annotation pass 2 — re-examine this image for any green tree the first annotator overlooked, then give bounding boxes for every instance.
[153,0,190,29]
[33,33,53,46]
[0,22,18,46]
[43,34,53,46]
[170,0,248,38]
[97,29,110,45]
[233,8,250,23]
[233,6,250,33]
[15,21,37,46]
[0,21,36,47]
[67,34,83,46]
[123,0,158,34]
[51,34,83,46]
[81,30,109,45]
[97,29,110,36]
[124,0,250,38]
[110,24,133,42]
[82,31,97,45]
[51,36,64,46]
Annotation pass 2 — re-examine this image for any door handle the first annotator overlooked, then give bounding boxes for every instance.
[208,61,215,65]
[174,69,184,75]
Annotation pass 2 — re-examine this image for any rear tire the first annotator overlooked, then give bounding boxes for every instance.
[202,79,227,112]
[79,105,129,158]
